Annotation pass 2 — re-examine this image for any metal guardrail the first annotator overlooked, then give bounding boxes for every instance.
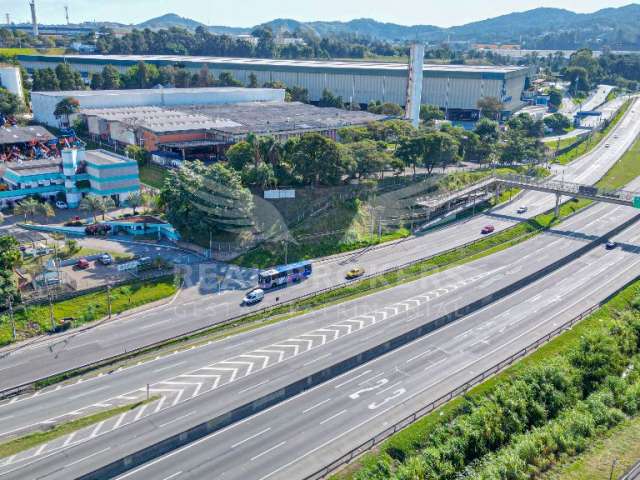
[303,276,638,480]
[621,460,640,480]
[0,192,598,400]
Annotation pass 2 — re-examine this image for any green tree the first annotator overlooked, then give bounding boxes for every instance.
[80,195,115,222]
[101,65,121,89]
[396,136,423,178]
[53,97,80,127]
[125,145,146,166]
[477,96,504,120]
[369,102,404,116]
[318,88,344,109]
[548,88,563,109]
[544,113,571,133]
[32,68,60,91]
[0,235,21,306]
[419,131,460,174]
[348,140,386,178]
[55,63,84,90]
[90,73,103,90]
[0,88,22,115]
[13,198,42,221]
[247,72,258,88]
[217,71,242,87]
[160,161,254,239]
[225,141,254,171]
[126,192,142,215]
[287,85,309,103]
[419,104,445,124]
[474,117,500,143]
[292,133,345,186]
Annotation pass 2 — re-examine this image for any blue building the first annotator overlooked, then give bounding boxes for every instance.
[0,148,140,209]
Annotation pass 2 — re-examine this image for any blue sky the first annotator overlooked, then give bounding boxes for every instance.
[4,0,636,27]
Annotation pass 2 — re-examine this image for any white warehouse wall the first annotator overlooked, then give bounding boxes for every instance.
[30,87,285,127]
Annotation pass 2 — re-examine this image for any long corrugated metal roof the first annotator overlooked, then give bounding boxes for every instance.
[19,54,528,75]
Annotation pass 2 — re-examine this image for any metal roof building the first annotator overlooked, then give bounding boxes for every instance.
[30,87,285,127]
[18,54,531,115]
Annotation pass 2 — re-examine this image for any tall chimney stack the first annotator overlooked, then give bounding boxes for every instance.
[29,0,38,36]
[404,43,425,128]
[5,13,9,25]
[65,5,70,25]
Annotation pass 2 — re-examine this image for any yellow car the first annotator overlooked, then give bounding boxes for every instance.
[346,266,365,279]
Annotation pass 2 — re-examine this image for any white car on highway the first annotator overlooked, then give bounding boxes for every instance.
[517,206,528,214]
[243,289,265,306]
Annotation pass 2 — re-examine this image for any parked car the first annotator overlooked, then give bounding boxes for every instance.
[85,224,112,236]
[98,253,113,265]
[481,225,495,234]
[55,200,68,209]
[75,258,90,270]
[346,266,365,279]
[605,241,617,250]
[243,289,265,305]
[516,206,528,214]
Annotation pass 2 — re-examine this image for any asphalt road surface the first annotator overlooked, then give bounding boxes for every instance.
[0,96,637,391]
[3,169,640,478]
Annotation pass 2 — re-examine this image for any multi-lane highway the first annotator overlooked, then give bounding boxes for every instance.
[0,96,636,391]
[3,158,640,479]
[0,96,637,479]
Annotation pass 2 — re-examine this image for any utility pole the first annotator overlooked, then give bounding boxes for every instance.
[64,5,70,25]
[47,288,55,330]
[7,297,15,341]
[609,459,617,480]
[106,284,112,319]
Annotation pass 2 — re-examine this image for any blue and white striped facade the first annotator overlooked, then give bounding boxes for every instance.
[0,148,140,208]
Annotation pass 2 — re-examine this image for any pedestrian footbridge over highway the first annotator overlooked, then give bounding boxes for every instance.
[417,173,640,217]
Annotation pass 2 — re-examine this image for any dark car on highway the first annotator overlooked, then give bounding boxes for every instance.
[481,225,495,234]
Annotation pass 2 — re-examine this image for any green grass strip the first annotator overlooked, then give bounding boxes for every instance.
[554,99,631,165]
[0,396,159,458]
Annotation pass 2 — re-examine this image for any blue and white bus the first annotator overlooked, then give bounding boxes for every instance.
[258,260,313,290]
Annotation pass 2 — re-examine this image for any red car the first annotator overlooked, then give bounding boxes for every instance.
[75,258,90,269]
[481,225,495,235]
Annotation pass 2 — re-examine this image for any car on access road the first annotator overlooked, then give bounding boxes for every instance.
[243,289,265,306]
[481,225,495,234]
[346,266,365,279]
[75,258,90,270]
[516,206,528,214]
[605,241,617,250]
[98,253,113,265]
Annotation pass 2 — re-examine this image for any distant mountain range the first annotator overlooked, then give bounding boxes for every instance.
[111,5,640,50]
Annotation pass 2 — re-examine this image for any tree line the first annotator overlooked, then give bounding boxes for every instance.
[160,111,546,241]
[95,25,407,60]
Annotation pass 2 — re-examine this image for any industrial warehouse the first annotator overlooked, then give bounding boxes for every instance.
[79,100,385,161]
[17,54,531,118]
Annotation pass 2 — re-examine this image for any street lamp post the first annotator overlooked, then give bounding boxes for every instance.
[7,297,15,341]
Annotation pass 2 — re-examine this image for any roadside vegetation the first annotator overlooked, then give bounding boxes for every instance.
[554,98,631,165]
[331,278,640,480]
[0,396,159,458]
[138,164,168,190]
[543,414,640,480]
[0,276,177,346]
